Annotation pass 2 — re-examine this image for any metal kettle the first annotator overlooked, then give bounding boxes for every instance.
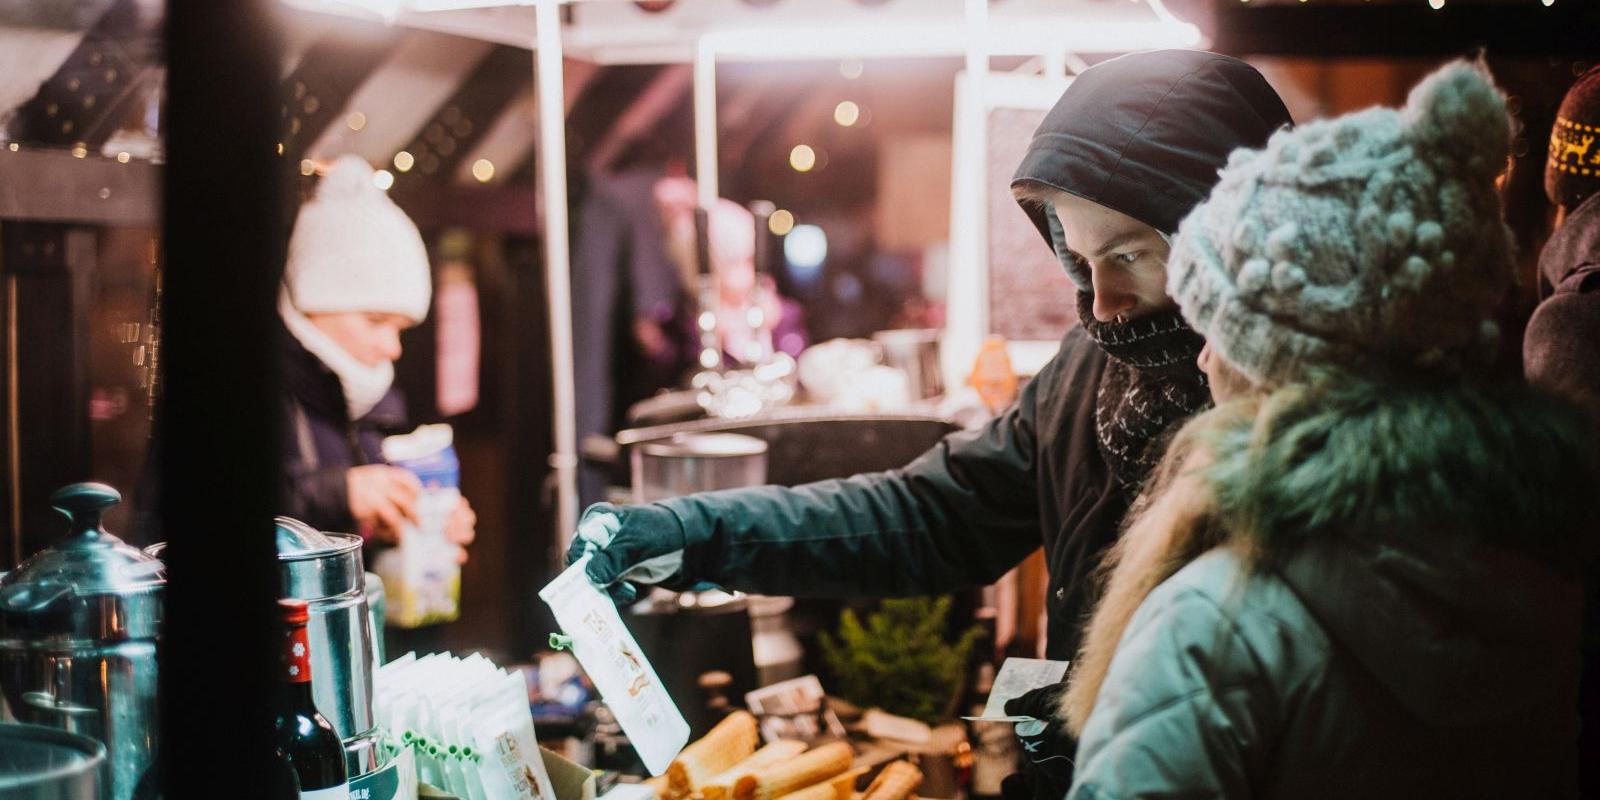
[0,482,164,800]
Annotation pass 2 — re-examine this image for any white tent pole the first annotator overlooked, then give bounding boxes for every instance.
[693,38,718,209]
[535,0,579,549]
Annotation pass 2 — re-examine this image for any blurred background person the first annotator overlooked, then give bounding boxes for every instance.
[278,154,477,562]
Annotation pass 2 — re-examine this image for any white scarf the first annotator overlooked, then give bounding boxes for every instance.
[279,292,395,421]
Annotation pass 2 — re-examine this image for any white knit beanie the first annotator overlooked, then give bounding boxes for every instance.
[1167,60,1517,387]
[283,154,432,323]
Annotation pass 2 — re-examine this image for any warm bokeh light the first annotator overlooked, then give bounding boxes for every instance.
[472,159,495,183]
[790,145,817,173]
[834,101,861,127]
[393,151,415,172]
[768,209,796,236]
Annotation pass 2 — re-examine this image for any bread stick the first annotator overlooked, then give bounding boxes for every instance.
[733,742,854,800]
[860,761,922,800]
[668,711,761,798]
[773,783,837,800]
[828,767,869,800]
[701,741,810,800]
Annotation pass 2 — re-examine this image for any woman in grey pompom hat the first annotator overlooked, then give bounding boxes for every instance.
[1058,61,1599,800]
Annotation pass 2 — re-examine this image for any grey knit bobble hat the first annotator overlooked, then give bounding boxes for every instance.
[1167,60,1517,387]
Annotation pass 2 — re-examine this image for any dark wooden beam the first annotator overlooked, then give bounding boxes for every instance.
[0,147,158,225]
[390,182,539,235]
[390,45,532,188]
[161,0,286,795]
[6,0,164,149]
[279,26,402,163]
[0,223,95,567]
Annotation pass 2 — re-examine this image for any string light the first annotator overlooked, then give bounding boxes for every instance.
[300,159,317,177]
[347,111,367,132]
[373,169,394,190]
[1428,0,1444,8]
[768,209,796,235]
[834,101,861,127]
[7,143,17,152]
[840,58,864,80]
[790,144,817,172]
[393,150,415,172]
[472,159,495,183]
[116,152,131,163]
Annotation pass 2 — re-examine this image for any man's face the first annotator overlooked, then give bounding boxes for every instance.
[307,311,411,368]
[1050,193,1175,323]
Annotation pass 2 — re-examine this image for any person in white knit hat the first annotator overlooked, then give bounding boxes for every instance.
[279,154,475,561]
[1059,61,1599,799]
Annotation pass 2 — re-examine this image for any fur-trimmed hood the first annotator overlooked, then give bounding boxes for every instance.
[1067,377,1597,732]
[1215,379,1594,723]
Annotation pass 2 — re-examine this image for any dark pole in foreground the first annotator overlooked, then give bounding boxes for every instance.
[161,1,286,796]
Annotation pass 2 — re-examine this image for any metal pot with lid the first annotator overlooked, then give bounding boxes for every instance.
[145,516,381,777]
[0,482,163,800]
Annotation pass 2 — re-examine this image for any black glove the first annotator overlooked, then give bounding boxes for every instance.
[1002,683,1076,800]
[565,502,700,605]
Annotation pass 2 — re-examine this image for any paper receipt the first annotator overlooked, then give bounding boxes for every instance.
[962,657,1071,722]
[539,556,690,775]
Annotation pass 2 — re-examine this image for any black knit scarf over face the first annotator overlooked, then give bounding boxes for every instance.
[1076,290,1211,488]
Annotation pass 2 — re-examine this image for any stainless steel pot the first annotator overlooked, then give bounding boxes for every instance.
[0,483,161,800]
[631,432,768,503]
[0,722,106,799]
[147,516,380,778]
[274,517,381,777]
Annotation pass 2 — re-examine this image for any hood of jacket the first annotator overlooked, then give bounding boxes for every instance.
[1010,49,1291,287]
[1540,191,1600,293]
[1525,193,1600,411]
[1215,380,1596,728]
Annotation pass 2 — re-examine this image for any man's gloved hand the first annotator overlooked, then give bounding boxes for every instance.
[1001,683,1075,800]
[565,502,693,605]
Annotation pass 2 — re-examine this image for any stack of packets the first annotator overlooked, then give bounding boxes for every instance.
[651,711,922,800]
[374,651,558,800]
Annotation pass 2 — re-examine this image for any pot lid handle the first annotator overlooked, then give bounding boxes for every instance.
[50,482,122,544]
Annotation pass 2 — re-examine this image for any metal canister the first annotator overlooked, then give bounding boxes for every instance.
[272,517,381,777]
[0,483,162,800]
[630,432,769,503]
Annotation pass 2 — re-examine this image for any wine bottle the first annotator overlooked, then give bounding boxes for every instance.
[275,599,349,799]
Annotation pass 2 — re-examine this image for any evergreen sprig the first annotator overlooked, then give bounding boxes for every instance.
[818,596,982,723]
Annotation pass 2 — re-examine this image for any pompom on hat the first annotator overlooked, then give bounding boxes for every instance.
[1167,60,1517,387]
[282,154,432,324]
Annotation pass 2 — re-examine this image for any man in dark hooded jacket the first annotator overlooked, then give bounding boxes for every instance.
[567,50,1290,796]
[1530,63,1600,799]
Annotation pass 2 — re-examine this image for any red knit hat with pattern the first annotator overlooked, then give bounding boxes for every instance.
[1546,65,1600,211]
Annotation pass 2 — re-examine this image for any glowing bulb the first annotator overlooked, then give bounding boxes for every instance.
[347,111,367,131]
[768,209,795,236]
[373,169,394,191]
[472,159,495,183]
[790,145,817,173]
[784,224,828,270]
[840,58,864,80]
[6,143,17,152]
[834,101,861,127]
[116,152,131,163]
[700,348,721,369]
[300,159,316,176]
[1428,0,1443,7]
[394,151,415,172]
[1542,0,1554,6]
[71,144,87,159]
